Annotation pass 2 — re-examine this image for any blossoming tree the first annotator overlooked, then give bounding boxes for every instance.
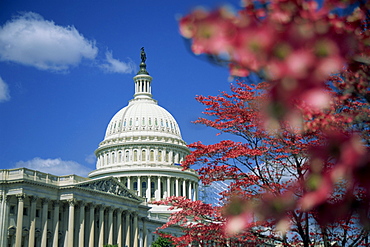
[155,0,370,246]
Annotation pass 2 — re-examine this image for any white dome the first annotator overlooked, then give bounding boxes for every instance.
[104,97,182,141]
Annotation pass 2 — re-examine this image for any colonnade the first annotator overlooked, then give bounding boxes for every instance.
[120,175,198,201]
[1,194,148,247]
[96,146,188,168]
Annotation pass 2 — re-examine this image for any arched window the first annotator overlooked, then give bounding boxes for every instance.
[155,118,158,126]
[142,150,146,161]
[134,150,138,161]
[118,151,122,162]
[129,118,132,126]
[125,150,130,162]
[142,117,145,126]
[150,150,154,161]
[166,151,169,162]
[158,150,162,162]
[149,118,152,125]
[135,118,139,126]
[111,152,115,163]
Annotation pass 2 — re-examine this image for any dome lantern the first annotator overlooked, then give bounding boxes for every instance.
[133,47,152,100]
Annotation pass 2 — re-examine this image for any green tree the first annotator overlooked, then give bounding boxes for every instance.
[151,234,174,247]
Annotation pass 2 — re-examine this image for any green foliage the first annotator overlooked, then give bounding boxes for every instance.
[151,235,174,247]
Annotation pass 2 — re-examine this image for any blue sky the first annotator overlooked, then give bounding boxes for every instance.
[0,0,240,176]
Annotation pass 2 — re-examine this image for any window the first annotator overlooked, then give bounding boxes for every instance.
[125,151,130,162]
[36,209,40,217]
[48,211,51,219]
[23,207,28,216]
[134,150,138,161]
[150,150,154,161]
[158,150,162,162]
[142,150,146,161]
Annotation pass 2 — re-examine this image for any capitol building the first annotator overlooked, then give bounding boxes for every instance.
[0,49,199,247]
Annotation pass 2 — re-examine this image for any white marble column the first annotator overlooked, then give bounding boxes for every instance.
[188,181,192,200]
[138,176,141,197]
[15,194,25,247]
[3,196,11,247]
[195,183,199,200]
[29,196,37,247]
[116,209,123,247]
[175,179,179,196]
[88,203,95,247]
[108,207,113,244]
[68,199,76,247]
[41,199,49,247]
[146,176,151,201]
[133,213,138,247]
[166,177,171,198]
[127,177,131,189]
[79,202,85,247]
[125,212,131,247]
[183,179,186,198]
[143,218,147,247]
[99,205,105,247]
[52,201,60,247]
[157,176,161,201]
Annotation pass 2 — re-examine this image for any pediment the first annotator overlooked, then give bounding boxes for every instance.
[76,177,142,202]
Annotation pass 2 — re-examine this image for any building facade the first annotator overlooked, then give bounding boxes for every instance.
[0,49,198,247]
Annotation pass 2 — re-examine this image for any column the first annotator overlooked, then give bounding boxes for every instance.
[183,179,186,198]
[167,177,171,198]
[29,196,37,247]
[125,212,131,247]
[127,177,131,189]
[175,179,179,196]
[68,199,76,247]
[143,218,147,247]
[88,203,95,247]
[52,201,60,247]
[116,209,123,247]
[156,177,161,201]
[138,176,141,197]
[99,205,105,247]
[41,198,49,247]
[195,183,199,200]
[3,196,11,247]
[15,194,25,247]
[108,207,113,244]
[79,202,85,247]
[188,181,192,200]
[133,213,138,247]
[146,176,151,201]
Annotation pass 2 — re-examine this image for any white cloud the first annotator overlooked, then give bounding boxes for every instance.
[15,157,91,177]
[0,76,10,102]
[0,12,98,71]
[100,51,135,74]
[85,153,96,164]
